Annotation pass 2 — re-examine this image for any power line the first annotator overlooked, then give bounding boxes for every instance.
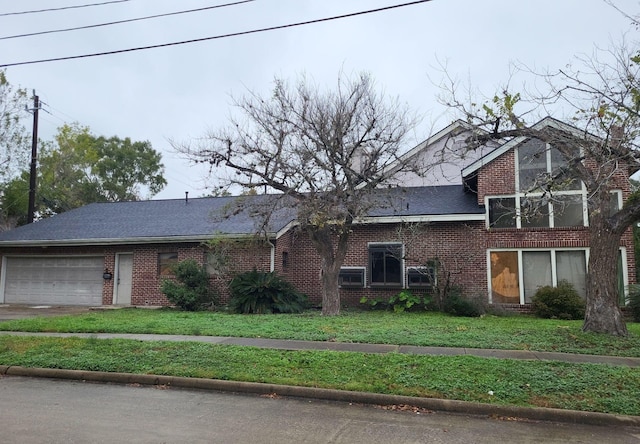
[0,0,131,17]
[0,0,256,41]
[0,0,433,68]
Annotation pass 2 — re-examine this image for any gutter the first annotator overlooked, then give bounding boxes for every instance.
[0,233,276,248]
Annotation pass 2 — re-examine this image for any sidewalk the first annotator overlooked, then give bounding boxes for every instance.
[2,330,639,367]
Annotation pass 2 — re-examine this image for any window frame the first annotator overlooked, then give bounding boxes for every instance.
[368,243,404,287]
[406,266,436,289]
[487,248,628,305]
[338,267,366,288]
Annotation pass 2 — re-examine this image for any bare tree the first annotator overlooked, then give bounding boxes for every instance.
[176,73,419,315]
[440,41,640,335]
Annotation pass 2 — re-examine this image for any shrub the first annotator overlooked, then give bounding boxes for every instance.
[360,291,426,312]
[160,259,217,311]
[229,270,307,314]
[443,291,482,317]
[388,290,423,313]
[531,280,585,320]
[627,284,640,322]
[359,296,388,310]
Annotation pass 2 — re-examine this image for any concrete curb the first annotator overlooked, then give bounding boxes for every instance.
[1,365,638,428]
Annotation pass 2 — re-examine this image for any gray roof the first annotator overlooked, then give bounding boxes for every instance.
[0,185,483,246]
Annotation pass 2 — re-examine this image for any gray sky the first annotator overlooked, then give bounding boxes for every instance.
[0,0,635,199]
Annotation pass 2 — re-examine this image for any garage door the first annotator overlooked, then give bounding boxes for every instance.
[3,257,104,306]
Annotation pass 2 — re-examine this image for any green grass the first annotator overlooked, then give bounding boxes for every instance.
[1,308,640,357]
[0,335,637,415]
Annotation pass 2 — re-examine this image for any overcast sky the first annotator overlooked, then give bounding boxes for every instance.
[0,0,635,199]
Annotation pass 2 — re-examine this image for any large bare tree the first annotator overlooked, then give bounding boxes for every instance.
[177,73,419,315]
[440,42,640,335]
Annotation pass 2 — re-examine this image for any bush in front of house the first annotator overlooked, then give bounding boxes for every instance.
[161,259,217,311]
[228,269,308,314]
[626,284,640,322]
[442,288,483,317]
[531,280,585,320]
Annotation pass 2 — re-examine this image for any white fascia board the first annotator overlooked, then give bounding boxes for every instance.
[0,233,265,248]
[357,214,485,224]
[275,220,299,239]
[461,117,602,178]
[461,136,526,178]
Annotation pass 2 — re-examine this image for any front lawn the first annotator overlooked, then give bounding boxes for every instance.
[0,335,638,416]
[1,308,640,356]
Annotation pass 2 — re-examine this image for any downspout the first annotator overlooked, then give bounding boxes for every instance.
[268,239,275,272]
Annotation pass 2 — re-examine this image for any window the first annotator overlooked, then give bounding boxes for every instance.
[488,197,516,228]
[518,139,548,191]
[338,267,365,288]
[486,139,587,229]
[369,243,403,286]
[407,266,435,289]
[490,251,520,303]
[489,249,588,304]
[158,252,178,276]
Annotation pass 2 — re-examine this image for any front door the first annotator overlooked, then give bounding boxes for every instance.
[114,253,133,305]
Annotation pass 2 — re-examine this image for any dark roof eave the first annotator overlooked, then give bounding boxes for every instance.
[0,233,272,248]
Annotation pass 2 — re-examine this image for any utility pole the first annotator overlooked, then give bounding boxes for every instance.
[27,91,39,224]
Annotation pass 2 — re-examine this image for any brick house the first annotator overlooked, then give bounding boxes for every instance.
[0,117,635,308]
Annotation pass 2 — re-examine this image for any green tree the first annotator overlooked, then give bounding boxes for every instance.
[7,123,166,218]
[0,70,29,230]
[0,70,28,181]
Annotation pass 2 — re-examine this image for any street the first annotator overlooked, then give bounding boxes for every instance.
[0,376,638,443]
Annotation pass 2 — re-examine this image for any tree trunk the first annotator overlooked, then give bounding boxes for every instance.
[306,225,350,316]
[321,260,341,316]
[583,218,628,336]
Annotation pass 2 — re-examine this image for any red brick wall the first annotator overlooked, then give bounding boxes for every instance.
[278,221,489,307]
[477,150,515,204]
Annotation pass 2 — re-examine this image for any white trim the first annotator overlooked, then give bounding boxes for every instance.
[0,256,6,304]
[463,136,527,178]
[406,265,435,289]
[620,246,629,300]
[358,214,485,224]
[462,116,601,178]
[487,247,631,305]
[338,266,367,288]
[113,252,134,305]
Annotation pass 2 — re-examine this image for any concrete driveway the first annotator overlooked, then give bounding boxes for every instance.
[0,304,96,321]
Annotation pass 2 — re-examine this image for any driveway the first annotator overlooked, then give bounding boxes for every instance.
[0,304,96,321]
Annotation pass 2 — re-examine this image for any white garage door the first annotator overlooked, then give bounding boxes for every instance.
[3,257,104,306]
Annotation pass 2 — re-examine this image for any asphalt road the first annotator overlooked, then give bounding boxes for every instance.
[1,376,639,444]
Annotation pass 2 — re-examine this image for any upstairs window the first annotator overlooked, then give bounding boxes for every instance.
[518,139,581,192]
[369,243,403,287]
[488,197,516,228]
[487,139,586,229]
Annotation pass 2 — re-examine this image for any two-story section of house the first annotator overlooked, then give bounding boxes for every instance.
[426,117,635,308]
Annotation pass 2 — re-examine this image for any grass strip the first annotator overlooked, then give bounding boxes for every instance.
[0,335,638,416]
[1,309,639,357]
